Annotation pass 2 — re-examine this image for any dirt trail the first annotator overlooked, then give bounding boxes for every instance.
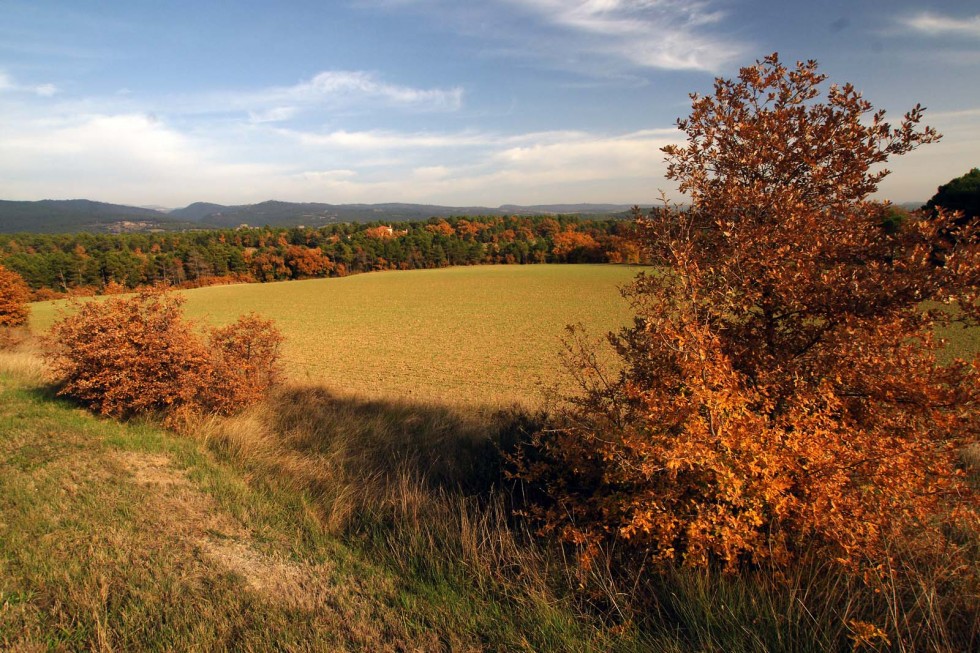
[114,450,334,610]
[111,449,448,650]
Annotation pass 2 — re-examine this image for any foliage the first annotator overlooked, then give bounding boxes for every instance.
[0,215,643,295]
[45,288,282,421]
[0,264,30,328]
[518,54,980,574]
[207,313,284,411]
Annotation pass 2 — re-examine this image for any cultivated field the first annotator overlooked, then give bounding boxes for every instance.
[30,264,641,407]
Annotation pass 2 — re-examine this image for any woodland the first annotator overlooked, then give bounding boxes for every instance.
[0,214,641,297]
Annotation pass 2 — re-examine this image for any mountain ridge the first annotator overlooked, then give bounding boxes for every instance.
[2,198,639,233]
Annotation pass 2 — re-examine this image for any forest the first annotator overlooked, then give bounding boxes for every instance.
[0,214,642,296]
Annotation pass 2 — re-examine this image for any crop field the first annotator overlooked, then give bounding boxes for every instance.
[30,264,642,408]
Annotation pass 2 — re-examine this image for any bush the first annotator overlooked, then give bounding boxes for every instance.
[46,288,283,422]
[207,313,284,411]
[0,264,30,328]
[517,54,979,574]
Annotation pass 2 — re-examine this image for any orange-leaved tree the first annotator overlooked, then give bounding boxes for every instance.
[46,288,283,422]
[0,264,30,328]
[517,54,979,572]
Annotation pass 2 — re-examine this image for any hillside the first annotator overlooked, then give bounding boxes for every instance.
[0,199,199,234]
[0,198,637,234]
[169,200,637,228]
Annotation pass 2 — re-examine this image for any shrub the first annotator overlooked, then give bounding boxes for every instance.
[0,264,30,328]
[206,313,284,411]
[46,288,282,421]
[517,54,979,574]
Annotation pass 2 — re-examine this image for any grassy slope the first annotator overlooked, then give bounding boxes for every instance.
[29,264,640,408]
[0,362,629,652]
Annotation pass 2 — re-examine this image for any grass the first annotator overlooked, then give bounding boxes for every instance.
[0,362,633,651]
[29,264,640,408]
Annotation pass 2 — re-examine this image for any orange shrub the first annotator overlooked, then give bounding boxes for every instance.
[206,313,283,411]
[45,288,283,422]
[0,264,30,328]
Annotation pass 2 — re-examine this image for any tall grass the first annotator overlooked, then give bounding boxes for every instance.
[193,387,610,648]
[192,383,979,652]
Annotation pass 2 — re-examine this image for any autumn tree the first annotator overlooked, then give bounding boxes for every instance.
[518,54,979,572]
[0,264,30,328]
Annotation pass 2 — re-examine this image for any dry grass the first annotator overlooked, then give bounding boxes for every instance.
[0,337,46,382]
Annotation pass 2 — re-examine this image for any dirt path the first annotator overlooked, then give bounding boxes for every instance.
[113,451,396,623]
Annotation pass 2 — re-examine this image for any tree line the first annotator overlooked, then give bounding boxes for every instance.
[0,214,642,297]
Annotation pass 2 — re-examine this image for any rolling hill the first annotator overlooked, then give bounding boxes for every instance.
[169,200,637,228]
[0,199,197,233]
[1,198,639,233]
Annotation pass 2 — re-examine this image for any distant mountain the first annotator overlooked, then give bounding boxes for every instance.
[169,200,638,228]
[0,199,199,234]
[0,198,639,233]
[896,201,927,212]
[499,203,635,215]
[169,202,231,222]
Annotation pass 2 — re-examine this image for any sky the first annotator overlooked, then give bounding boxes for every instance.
[0,0,978,209]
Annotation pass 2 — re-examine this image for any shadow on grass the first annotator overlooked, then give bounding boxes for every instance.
[264,385,545,497]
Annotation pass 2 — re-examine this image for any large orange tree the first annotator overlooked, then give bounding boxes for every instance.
[519,54,979,571]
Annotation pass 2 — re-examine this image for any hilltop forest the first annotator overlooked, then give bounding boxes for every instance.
[0,214,642,296]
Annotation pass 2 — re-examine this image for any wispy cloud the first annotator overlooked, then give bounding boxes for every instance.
[898,12,980,39]
[169,70,463,123]
[254,70,463,111]
[279,127,605,150]
[362,0,744,74]
[504,0,738,71]
[0,70,59,97]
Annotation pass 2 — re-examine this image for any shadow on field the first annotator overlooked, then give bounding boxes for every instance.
[263,385,544,497]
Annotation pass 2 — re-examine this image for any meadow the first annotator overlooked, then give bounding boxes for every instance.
[30,264,641,408]
[7,262,980,650]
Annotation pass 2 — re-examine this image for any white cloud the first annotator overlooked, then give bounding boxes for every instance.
[363,0,743,74]
[505,0,736,70]
[0,111,284,204]
[286,128,491,149]
[248,106,297,123]
[0,95,680,205]
[0,70,58,96]
[226,70,463,116]
[898,12,980,38]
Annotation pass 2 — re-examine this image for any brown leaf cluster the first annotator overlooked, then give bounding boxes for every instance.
[45,288,283,423]
[518,54,979,573]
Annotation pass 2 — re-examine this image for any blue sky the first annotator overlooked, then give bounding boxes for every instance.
[1,0,977,208]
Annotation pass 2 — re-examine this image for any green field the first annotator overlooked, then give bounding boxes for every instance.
[30,264,641,407]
